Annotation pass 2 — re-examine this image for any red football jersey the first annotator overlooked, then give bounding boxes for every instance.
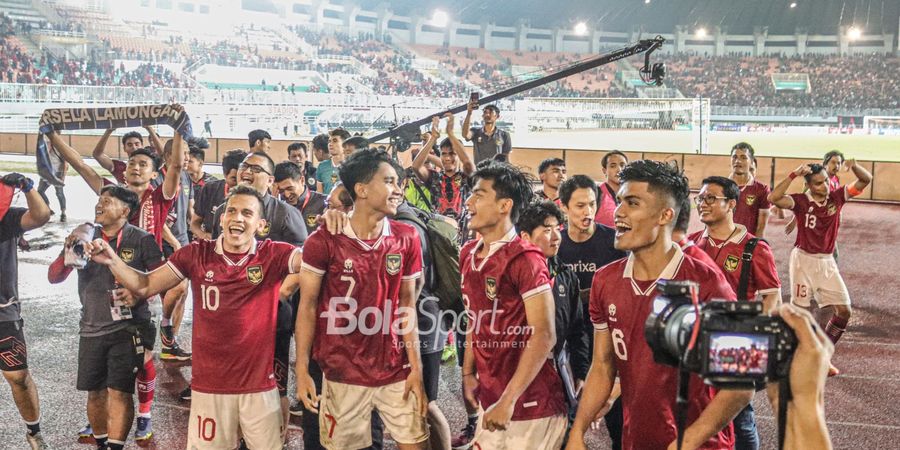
[112,159,128,185]
[102,178,174,248]
[789,187,848,254]
[302,218,423,387]
[589,245,737,450]
[678,237,717,270]
[166,238,299,394]
[733,179,771,234]
[594,182,618,228]
[689,225,781,301]
[460,230,567,421]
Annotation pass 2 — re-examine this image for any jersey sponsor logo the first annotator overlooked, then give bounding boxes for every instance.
[485,277,498,300]
[256,221,271,238]
[119,248,134,262]
[247,265,263,285]
[745,194,756,206]
[204,270,215,282]
[305,214,318,227]
[343,259,353,272]
[558,283,566,296]
[608,304,617,317]
[385,254,402,275]
[724,254,740,272]
[307,177,316,186]
[565,261,598,273]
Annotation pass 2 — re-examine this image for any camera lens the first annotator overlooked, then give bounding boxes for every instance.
[73,243,85,257]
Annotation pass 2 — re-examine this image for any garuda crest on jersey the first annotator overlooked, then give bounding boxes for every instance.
[724,255,740,272]
[119,248,134,263]
[385,254,402,275]
[256,221,271,238]
[247,265,263,284]
[745,195,756,206]
[485,277,498,300]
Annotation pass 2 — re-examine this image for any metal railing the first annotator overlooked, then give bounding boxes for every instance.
[712,105,900,118]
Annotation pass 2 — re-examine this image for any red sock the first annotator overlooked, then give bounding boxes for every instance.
[137,359,156,416]
[824,315,849,344]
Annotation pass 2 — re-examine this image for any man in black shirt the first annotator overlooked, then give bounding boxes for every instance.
[287,142,318,193]
[556,174,625,450]
[536,158,567,206]
[516,201,589,422]
[462,100,512,164]
[274,161,327,236]
[0,173,51,450]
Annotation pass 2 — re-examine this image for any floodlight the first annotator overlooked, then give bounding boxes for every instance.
[432,9,449,27]
[847,26,862,40]
[574,22,588,35]
[695,27,707,37]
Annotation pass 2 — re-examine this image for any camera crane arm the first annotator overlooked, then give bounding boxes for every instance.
[368,35,666,149]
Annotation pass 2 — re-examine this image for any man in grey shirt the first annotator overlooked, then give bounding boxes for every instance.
[462,99,512,164]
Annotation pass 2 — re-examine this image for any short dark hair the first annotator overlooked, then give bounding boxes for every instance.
[731,142,756,160]
[226,184,265,215]
[805,163,827,184]
[516,201,565,235]
[471,161,535,223]
[538,158,565,174]
[601,150,628,169]
[274,161,303,183]
[246,151,276,175]
[187,136,210,150]
[339,149,395,201]
[822,150,844,166]
[559,174,599,207]
[248,129,272,148]
[129,147,161,172]
[674,196,692,233]
[121,131,143,145]
[100,185,140,218]
[438,138,453,151]
[702,176,740,202]
[330,181,354,209]
[287,142,307,154]
[223,149,248,174]
[188,148,205,162]
[618,160,690,218]
[311,134,329,152]
[329,128,351,141]
[343,136,369,151]
[483,104,500,115]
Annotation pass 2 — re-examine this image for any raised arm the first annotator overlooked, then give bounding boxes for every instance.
[767,165,810,210]
[483,289,557,432]
[92,128,115,172]
[162,131,185,200]
[82,238,181,298]
[461,98,476,141]
[411,117,440,182]
[144,125,164,154]
[47,131,105,194]
[1,174,51,231]
[845,159,872,195]
[446,112,475,176]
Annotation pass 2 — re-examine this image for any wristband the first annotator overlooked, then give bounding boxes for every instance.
[20,178,34,193]
[789,172,798,180]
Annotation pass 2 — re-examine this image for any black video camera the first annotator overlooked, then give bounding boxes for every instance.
[644,280,797,389]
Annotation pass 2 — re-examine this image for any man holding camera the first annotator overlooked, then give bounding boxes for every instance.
[462,98,512,164]
[567,160,753,450]
[48,185,162,450]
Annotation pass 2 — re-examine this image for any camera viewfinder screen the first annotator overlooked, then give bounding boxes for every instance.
[708,333,768,375]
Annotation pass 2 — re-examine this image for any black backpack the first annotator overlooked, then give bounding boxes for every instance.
[394,206,464,313]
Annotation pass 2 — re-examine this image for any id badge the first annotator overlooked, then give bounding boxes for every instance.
[110,300,134,321]
[132,333,144,355]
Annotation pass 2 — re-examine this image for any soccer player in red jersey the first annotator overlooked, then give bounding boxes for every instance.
[568,160,753,450]
[689,176,782,450]
[768,160,872,376]
[536,158,567,206]
[85,185,301,449]
[294,149,429,450]
[690,176,782,311]
[729,143,771,237]
[460,162,567,449]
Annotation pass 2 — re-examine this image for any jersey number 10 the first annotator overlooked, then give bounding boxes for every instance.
[201,284,220,311]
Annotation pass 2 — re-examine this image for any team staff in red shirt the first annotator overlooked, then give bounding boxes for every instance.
[729,143,771,238]
[85,186,302,449]
[568,160,752,450]
[768,160,872,376]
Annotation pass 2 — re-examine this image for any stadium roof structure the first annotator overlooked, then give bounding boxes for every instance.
[357,0,899,36]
